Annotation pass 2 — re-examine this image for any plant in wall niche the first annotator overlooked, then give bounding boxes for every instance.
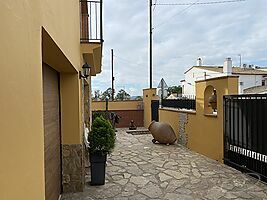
[88,116,116,185]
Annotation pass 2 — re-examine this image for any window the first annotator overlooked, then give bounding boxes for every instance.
[262,80,265,86]
[239,82,244,86]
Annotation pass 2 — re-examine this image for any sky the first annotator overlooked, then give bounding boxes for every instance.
[92,0,267,96]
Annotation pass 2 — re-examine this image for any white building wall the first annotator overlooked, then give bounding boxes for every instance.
[183,68,222,95]
[183,68,265,95]
[238,75,263,93]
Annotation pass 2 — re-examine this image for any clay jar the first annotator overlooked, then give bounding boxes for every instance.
[148,121,177,144]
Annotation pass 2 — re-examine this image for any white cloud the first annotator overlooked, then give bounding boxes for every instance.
[92,0,267,96]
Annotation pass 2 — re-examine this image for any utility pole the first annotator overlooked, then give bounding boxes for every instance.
[111,49,115,101]
[149,0,153,88]
[161,80,163,103]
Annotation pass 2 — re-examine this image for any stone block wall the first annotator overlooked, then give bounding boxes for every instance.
[62,144,85,193]
[178,113,188,146]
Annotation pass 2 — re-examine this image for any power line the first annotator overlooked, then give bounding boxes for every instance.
[153,0,246,30]
[153,0,245,6]
[154,0,200,29]
[113,55,146,68]
[103,51,145,68]
[153,0,158,11]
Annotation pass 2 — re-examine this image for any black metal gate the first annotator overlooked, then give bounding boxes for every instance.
[224,94,267,182]
[151,100,159,122]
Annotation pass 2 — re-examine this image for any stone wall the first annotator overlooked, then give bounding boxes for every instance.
[178,113,188,146]
[62,144,85,193]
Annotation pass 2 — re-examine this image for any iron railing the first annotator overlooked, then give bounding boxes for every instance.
[224,94,267,182]
[80,0,103,43]
[162,95,196,110]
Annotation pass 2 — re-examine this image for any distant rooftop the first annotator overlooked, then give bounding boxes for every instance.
[185,66,267,75]
[244,85,267,94]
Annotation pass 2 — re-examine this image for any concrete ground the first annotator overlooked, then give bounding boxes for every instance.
[62,128,267,200]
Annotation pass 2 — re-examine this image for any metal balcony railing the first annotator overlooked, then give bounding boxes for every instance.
[80,0,103,43]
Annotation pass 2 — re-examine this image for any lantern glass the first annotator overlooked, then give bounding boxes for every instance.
[82,63,90,78]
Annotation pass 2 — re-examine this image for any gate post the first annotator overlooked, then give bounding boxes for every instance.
[143,88,159,128]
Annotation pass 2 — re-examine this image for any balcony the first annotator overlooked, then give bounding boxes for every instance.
[80,0,103,43]
[80,0,103,76]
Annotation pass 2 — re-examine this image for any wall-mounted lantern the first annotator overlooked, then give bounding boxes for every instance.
[79,63,91,79]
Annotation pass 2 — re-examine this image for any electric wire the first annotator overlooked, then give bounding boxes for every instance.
[153,0,246,30]
[113,55,146,68]
[153,0,245,6]
[102,51,145,71]
[153,0,158,11]
[154,0,200,29]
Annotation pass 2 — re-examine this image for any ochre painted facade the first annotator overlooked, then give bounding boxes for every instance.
[159,109,180,138]
[157,76,238,163]
[143,88,159,128]
[187,76,238,162]
[0,1,102,199]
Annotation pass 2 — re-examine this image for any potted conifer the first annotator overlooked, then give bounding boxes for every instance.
[88,116,116,185]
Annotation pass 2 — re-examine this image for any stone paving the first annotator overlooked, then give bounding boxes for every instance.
[62,128,267,200]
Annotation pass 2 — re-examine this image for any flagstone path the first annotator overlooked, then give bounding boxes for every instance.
[62,128,267,200]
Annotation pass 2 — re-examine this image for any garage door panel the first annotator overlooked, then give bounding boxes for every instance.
[43,63,61,200]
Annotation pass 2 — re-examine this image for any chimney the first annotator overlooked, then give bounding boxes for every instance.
[223,57,232,75]
[196,57,202,66]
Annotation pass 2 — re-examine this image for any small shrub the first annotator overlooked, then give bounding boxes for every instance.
[89,116,116,155]
[92,111,109,121]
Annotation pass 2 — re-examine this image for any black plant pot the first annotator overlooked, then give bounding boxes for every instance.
[90,153,107,185]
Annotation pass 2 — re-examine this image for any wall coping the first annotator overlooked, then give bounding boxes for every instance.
[92,109,144,111]
[92,100,143,103]
[143,88,157,91]
[159,107,196,114]
[195,75,239,83]
[204,113,218,118]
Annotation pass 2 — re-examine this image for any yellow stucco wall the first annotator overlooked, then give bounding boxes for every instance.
[61,74,82,144]
[157,76,238,163]
[187,76,238,162]
[0,1,82,199]
[41,0,81,70]
[92,100,143,111]
[159,109,180,138]
[143,88,159,128]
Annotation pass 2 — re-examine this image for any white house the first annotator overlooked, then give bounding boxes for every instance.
[181,58,267,95]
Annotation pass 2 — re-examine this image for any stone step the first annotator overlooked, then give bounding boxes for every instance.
[126,129,150,135]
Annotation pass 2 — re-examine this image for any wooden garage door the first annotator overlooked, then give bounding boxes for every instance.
[42,63,61,200]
